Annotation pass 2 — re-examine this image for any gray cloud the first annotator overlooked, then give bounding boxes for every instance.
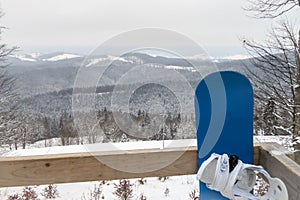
[0,0,297,56]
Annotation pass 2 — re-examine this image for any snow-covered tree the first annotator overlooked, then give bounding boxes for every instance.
[244,0,300,152]
[0,10,18,149]
[245,21,299,142]
[58,111,77,145]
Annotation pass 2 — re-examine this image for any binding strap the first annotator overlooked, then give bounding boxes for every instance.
[197,153,289,200]
[197,153,229,191]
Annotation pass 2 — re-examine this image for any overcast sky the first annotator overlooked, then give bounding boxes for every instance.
[0,0,298,56]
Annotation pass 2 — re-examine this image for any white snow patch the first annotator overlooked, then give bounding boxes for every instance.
[254,135,293,150]
[85,56,132,67]
[254,135,291,143]
[183,54,253,63]
[29,52,41,59]
[222,54,252,60]
[149,64,197,72]
[46,54,81,62]
[85,58,107,67]
[293,84,300,89]
[14,55,36,62]
[108,55,132,63]
[270,150,285,156]
[213,54,253,62]
[164,65,197,72]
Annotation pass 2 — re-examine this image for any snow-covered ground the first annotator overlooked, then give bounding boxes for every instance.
[0,176,198,200]
[2,139,197,157]
[254,135,292,150]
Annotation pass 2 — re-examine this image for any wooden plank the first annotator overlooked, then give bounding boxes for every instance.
[259,143,300,200]
[0,143,261,187]
[3,140,300,199]
[253,144,260,165]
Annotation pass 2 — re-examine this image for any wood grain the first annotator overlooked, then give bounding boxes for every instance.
[0,147,198,187]
[0,142,283,190]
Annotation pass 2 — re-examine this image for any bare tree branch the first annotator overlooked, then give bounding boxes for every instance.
[244,0,300,18]
[244,21,299,138]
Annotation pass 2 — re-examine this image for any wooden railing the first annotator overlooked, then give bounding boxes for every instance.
[0,141,299,199]
[258,143,300,200]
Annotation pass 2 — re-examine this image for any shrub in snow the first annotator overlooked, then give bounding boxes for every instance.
[164,188,170,197]
[189,189,199,200]
[81,183,103,200]
[22,187,39,200]
[41,184,59,199]
[7,186,39,200]
[7,194,22,200]
[137,178,147,185]
[113,179,133,200]
[138,194,147,200]
[158,176,169,182]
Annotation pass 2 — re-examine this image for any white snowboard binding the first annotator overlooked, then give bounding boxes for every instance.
[196,153,288,200]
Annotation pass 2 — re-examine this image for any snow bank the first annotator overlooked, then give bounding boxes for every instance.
[2,139,197,157]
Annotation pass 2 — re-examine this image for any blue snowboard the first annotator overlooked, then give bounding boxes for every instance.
[195,71,253,199]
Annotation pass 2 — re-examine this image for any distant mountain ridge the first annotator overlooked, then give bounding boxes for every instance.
[5,51,254,122]
[7,51,250,98]
[9,52,82,63]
